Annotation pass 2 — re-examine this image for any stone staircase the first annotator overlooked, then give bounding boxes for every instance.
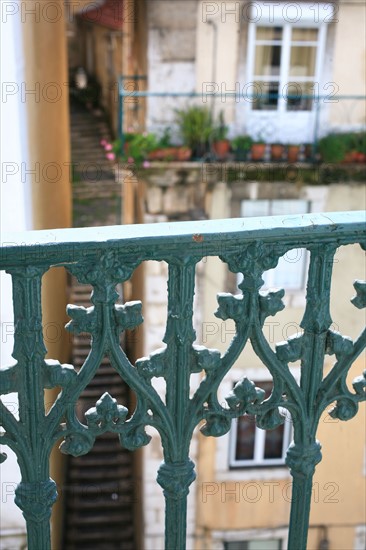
[62,282,136,550]
[70,100,122,226]
[62,102,136,549]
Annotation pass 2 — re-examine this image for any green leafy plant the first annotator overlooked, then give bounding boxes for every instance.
[231,135,253,161]
[158,127,173,148]
[318,132,366,163]
[175,106,213,158]
[112,132,158,165]
[343,132,366,156]
[357,133,366,155]
[231,135,253,152]
[212,111,229,142]
[318,134,349,163]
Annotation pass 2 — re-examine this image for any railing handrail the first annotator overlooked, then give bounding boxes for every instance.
[1,211,365,260]
[118,85,366,101]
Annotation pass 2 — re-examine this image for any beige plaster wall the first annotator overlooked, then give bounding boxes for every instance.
[329,2,366,127]
[195,0,242,124]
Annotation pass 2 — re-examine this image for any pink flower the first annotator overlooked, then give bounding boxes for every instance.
[100,139,107,147]
[106,152,116,161]
[128,156,134,164]
[104,143,113,151]
[143,160,150,168]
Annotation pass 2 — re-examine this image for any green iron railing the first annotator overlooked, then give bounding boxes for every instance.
[0,211,365,550]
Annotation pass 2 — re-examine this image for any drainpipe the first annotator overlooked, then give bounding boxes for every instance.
[206,19,218,159]
[206,19,218,122]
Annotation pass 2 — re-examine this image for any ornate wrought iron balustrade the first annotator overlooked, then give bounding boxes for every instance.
[0,212,365,550]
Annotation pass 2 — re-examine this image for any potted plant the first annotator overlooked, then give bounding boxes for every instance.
[356,133,366,163]
[270,143,285,161]
[112,132,158,165]
[251,137,266,161]
[303,143,313,162]
[318,134,348,163]
[287,144,300,163]
[110,132,139,159]
[212,111,230,160]
[175,106,213,159]
[342,132,366,163]
[147,128,176,161]
[175,146,192,161]
[148,147,176,161]
[146,128,192,161]
[231,135,253,161]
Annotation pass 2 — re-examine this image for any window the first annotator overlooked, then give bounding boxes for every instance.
[229,381,291,468]
[240,200,309,290]
[224,540,283,550]
[247,3,329,112]
[252,26,320,111]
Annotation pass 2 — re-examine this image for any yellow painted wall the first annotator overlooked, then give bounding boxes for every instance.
[22,1,72,546]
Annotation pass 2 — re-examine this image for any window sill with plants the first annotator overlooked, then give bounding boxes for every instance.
[99,106,366,171]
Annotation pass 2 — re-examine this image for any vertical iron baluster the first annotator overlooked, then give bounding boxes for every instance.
[10,267,57,550]
[157,258,197,550]
[286,245,335,550]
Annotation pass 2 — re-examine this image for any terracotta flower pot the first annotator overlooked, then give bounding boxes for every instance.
[342,151,358,163]
[251,143,266,161]
[175,146,192,161]
[287,145,300,163]
[271,144,284,161]
[213,139,230,160]
[148,148,177,161]
[356,152,366,163]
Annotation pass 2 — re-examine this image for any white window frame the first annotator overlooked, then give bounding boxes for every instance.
[229,382,292,468]
[215,367,300,480]
[246,3,329,114]
[224,538,283,550]
[211,528,288,550]
[354,525,366,550]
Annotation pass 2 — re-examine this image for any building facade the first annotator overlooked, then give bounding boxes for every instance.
[1,1,365,549]
[130,163,366,549]
[70,1,366,142]
[146,0,365,142]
